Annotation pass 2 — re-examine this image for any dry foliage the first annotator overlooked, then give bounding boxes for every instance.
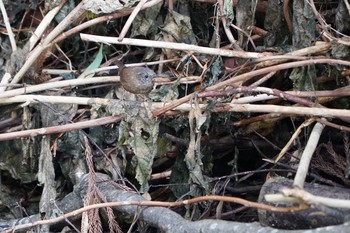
[0,0,350,232]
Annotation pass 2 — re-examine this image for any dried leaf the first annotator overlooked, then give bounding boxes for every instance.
[122,104,160,192]
[185,98,209,192]
[84,0,137,14]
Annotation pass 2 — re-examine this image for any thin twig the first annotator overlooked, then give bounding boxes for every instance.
[10,0,88,85]
[217,0,239,47]
[80,33,264,59]
[53,0,163,44]
[152,58,350,116]
[3,194,308,233]
[343,0,350,16]
[231,85,350,104]
[0,73,11,94]
[0,115,123,141]
[118,0,148,41]
[0,0,17,51]
[0,76,119,99]
[275,118,316,163]
[0,95,350,119]
[281,187,350,209]
[28,1,66,50]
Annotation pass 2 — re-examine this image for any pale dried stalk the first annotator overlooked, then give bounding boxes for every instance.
[152,58,350,116]
[0,115,123,141]
[0,76,119,99]
[0,0,17,51]
[0,95,350,119]
[28,2,66,50]
[0,73,11,93]
[11,0,87,85]
[80,33,263,59]
[118,0,148,41]
[274,118,316,163]
[281,188,350,209]
[293,120,326,188]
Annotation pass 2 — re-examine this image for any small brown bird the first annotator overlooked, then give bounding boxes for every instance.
[115,61,156,94]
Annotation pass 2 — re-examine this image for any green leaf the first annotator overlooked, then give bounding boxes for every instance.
[83,44,103,78]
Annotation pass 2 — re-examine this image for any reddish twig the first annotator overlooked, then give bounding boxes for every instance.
[0,115,123,141]
[283,0,293,33]
[152,58,350,117]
